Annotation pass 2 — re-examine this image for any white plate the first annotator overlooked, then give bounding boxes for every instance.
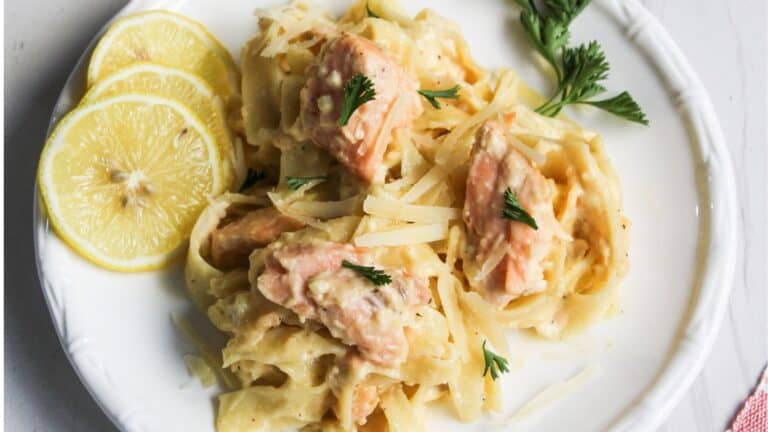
[34,0,738,431]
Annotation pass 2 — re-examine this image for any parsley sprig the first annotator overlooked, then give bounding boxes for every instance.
[239,168,266,192]
[285,176,328,190]
[339,74,376,126]
[513,0,648,124]
[342,260,392,286]
[418,85,460,109]
[482,340,510,380]
[502,188,538,229]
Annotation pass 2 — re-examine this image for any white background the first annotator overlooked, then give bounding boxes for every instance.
[4,0,766,431]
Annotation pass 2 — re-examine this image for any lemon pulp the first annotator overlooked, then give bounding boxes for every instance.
[38,94,222,271]
[87,10,239,101]
[83,62,235,189]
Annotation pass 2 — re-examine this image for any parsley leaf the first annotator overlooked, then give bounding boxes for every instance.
[482,340,510,380]
[513,0,648,124]
[536,40,608,116]
[418,84,461,109]
[541,0,591,24]
[239,169,266,192]
[581,91,649,125]
[514,0,570,83]
[418,85,461,109]
[502,188,538,229]
[285,176,328,190]
[342,260,392,286]
[338,74,376,126]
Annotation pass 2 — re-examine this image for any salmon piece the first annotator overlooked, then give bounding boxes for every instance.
[463,120,560,306]
[210,207,305,270]
[300,33,422,182]
[255,240,431,366]
[349,384,379,423]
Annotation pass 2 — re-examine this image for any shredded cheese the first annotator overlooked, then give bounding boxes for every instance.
[399,165,447,203]
[363,195,460,223]
[434,71,519,170]
[354,222,448,247]
[371,94,407,183]
[495,365,600,428]
[184,354,216,388]
[503,126,546,166]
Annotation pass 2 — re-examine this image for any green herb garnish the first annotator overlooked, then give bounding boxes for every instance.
[513,0,648,124]
[342,260,392,286]
[338,74,376,126]
[417,85,460,109]
[285,176,328,190]
[366,3,379,18]
[502,188,538,229]
[576,89,649,125]
[239,169,266,192]
[482,340,509,380]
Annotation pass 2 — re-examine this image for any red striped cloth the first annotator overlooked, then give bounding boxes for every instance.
[728,366,768,432]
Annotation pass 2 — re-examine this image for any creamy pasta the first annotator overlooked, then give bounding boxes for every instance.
[185,1,629,430]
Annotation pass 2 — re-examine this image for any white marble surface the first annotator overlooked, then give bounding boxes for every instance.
[4,0,766,431]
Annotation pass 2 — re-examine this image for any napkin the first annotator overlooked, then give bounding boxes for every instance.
[728,365,768,432]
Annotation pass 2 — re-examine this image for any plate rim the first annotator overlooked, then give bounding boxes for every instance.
[32,1,739,431]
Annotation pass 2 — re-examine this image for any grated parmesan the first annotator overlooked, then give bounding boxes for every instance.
[184,354,216,388]
[399,165,446,203]
[493,365,600,428]
[354,222,448,247]
[363,195,460,223]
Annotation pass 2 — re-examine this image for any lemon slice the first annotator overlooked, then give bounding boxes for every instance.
[87,10,239,100]
[38,94,222,271]
[82,63,234,188]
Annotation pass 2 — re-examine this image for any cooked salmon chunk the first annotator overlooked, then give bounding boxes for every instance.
[349,383,379,423]
[255,240,431,366]
[463,120,560,306]
[210,207,305,270]
[300,33,422,182]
